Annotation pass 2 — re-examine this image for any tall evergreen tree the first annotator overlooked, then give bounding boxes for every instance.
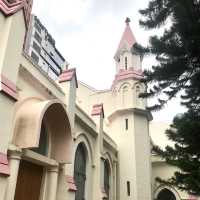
[136,0,200,111]
[136,0,200,195]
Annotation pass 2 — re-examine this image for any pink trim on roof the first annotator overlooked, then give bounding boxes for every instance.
[112,68,143,87]
[0,152,8,165]
[66,175,77,192]
[0,0,33,28]
[91,104,104,118]
[188,195,198,200]
[115,22,136,57]
[0,74,18,100]
[59,68,78,88]
[0,153,10,176]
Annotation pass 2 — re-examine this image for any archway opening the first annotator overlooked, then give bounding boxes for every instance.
[74,143,87,200]
[31,121,49,156]
[157,188,176,200]
[104,159,110,200]
[13,99,72,200]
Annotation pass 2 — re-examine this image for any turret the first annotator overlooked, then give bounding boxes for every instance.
[114,18,143,77]
[112,18,146,110]
[108,18,152,200]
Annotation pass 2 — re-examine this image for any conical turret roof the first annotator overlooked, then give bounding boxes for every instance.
[114,18,136,59]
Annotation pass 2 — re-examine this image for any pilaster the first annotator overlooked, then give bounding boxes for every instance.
[91,103,105,199]
[46,165,59,200]
[58,68,78,130]
[5,145,22,200]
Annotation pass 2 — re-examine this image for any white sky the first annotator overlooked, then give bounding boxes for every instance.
[32,0,186,122]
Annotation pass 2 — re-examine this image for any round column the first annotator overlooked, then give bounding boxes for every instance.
[46,165,59,200]
[5,148,22,200]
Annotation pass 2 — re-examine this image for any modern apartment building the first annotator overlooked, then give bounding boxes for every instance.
[25,15,66,80]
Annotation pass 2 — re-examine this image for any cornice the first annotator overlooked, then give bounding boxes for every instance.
[0,0,33,28]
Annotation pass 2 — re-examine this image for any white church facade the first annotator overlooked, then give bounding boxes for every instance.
[0,1,196,200]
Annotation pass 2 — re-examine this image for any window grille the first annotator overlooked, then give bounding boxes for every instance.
[31,51,39,64]
[33,41,41,54]
[34,31,42,44]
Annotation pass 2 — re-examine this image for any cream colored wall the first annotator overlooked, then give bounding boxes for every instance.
[0,94,15,153]
[17,68,55,101]
[152,161,190,200]
[76,63,150,200]
[77,80,145,121]
[0,11,26,82]
[20,57,66,101]
[110,113,136,200]
[76,82,95,112]
[132,54,141,70]
[0,176,7,200]
[0,13,6,64]
[134,114,152,200]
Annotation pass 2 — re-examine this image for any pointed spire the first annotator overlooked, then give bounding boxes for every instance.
[114,17,136,59]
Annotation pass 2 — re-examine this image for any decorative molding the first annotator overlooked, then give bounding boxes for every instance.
[66,175,77,192]
[59,68,78,88]
[112,68,143,88]
[0,74,18,100]
[0,152,10,176]
[0,0,33,28]
[107,108,153,122]
[91,103,104,118]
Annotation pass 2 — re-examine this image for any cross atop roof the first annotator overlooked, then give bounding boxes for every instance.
[125,17,131,25]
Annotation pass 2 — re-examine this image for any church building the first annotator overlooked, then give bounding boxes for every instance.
[0,1,196,200]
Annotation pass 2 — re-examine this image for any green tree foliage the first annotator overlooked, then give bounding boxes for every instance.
[137,0,200,195]
[154,111,200,195]
[136,0,200,111]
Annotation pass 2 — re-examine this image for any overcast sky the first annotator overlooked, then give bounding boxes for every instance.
[32,0,186,122]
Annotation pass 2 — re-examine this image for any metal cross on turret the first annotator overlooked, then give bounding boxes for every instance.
[125,17,131,25]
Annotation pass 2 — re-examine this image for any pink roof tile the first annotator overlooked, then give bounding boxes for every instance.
[66,175,77,191]
[59,68,78,88]
[0,0,33,28]
[0,153,10,176]
[0,152,8,165]
[91,104,104,118]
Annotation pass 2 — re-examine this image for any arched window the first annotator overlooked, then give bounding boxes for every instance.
[125,57,128,70]
[31,122,48,156]
[104,160,110,200]
[157,188,176,200]
[74,144,87,200]
[122,85,129,106]
[136,85,140,96]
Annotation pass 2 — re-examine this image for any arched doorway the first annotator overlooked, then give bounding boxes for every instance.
[157,188,176,200]
[104,160,110,200]
[14,121,48,200]
[74,143,87,200]
[12,99,72,200]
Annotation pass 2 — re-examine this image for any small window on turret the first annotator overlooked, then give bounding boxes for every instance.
[125,118,128,130]
[125,57,128,70]
[136,85,140,96]
[127,181,131,196]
